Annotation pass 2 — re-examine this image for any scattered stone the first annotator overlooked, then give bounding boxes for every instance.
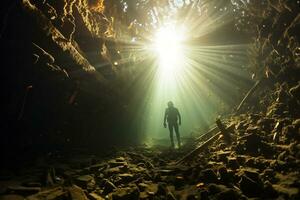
[68,185,88,200]
[7,186,41,196]
[198,169,218,183]
[145,183,158,195]
[108,160,127,168]
[262,181,278,199]
[26,187,67,200]
[137,183,148,191]
[103,180,117,194]
[157,182,167,195]
[174,176,185,189]
[239,175,263,197]
[110,186,139,200]
[208,184,228,195]
[215,188,241,200]
[227,157,239,170]
[104,167,121,175]
[139,191,149,199]
[216,151,231,163]
[75,175,95,189]
[272,184,299,199]
[89,163,107,172]
[218,167,234,184]
[118,173,134,183]
[88,192,105,200]
[166,191,176,200]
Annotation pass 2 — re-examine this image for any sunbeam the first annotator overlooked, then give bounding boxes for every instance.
[114,1,254,143]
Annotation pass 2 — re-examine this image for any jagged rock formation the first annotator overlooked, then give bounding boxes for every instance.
[1,0,134,158]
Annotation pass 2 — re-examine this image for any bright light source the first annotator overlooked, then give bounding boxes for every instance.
[153,25,185,75]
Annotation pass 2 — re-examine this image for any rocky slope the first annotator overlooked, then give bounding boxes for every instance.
[0,81,299,199]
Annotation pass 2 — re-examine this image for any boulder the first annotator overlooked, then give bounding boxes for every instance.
[68,185,88,200]
[110,186,139,200]
[26,187,67,200]
[75,175,95,189]
[7,186,41,196]
[103,180,117,194]
[198,169,218,183]
[239,175,263,197]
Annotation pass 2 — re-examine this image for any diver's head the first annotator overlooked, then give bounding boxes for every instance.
[167,101,174,108]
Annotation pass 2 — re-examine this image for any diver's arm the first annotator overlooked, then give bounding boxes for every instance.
[163,109,167,127]
[178,109,181,125]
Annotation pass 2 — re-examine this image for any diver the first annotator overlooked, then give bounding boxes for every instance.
[163,101,181,148]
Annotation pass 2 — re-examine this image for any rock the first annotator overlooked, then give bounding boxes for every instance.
[236,155,246,165]
[216,188,241,200]
[261,168,276,182]
[139,192,149,199]
[137,183,148,191]
[118,173,134,183]
[246,126,260,134]
[104,167,121,175]
[186,194,197,200]
[292,119,300,129]
[278,150,287,161]
[103,180,117,194]
[68,185,88,200]
[26,187,67,200]
[227,157,239,170]
[110,186,139,200]
[7,186,41,196]
[199,169,218,183]
[216,151,231,163]
[272,184,299,199]
[63,170,77,178]
[156,169,174,175]
[116,157,125,162]
[88,192,105,200]
[262,181,278,199]
[166,192,176,200]
[289,82,300,100]
[218,167,234,184]
[157,182,167,195]
[242,169,261,184]
[199,190,209,200]
[244,157,256,167]
[239,175,263,197]
[145,183,158,195]
[75,175,95,189]
[282,125,297,141]
[174,176,185,189]
[89,163,107,172]
[208,184,228,195]
[240,133,263,154]
[108,160,127,168]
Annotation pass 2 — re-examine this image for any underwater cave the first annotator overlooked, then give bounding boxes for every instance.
[0,0,300,199]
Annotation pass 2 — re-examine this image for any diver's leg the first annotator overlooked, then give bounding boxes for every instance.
[174,123,181,147]
[168,123,174,148]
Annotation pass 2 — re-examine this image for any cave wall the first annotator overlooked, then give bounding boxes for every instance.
[1,0,133,159]
[231,0,300,113]
[1,0,299,159]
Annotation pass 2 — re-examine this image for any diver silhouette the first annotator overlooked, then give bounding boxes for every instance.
[163,101,181,148]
